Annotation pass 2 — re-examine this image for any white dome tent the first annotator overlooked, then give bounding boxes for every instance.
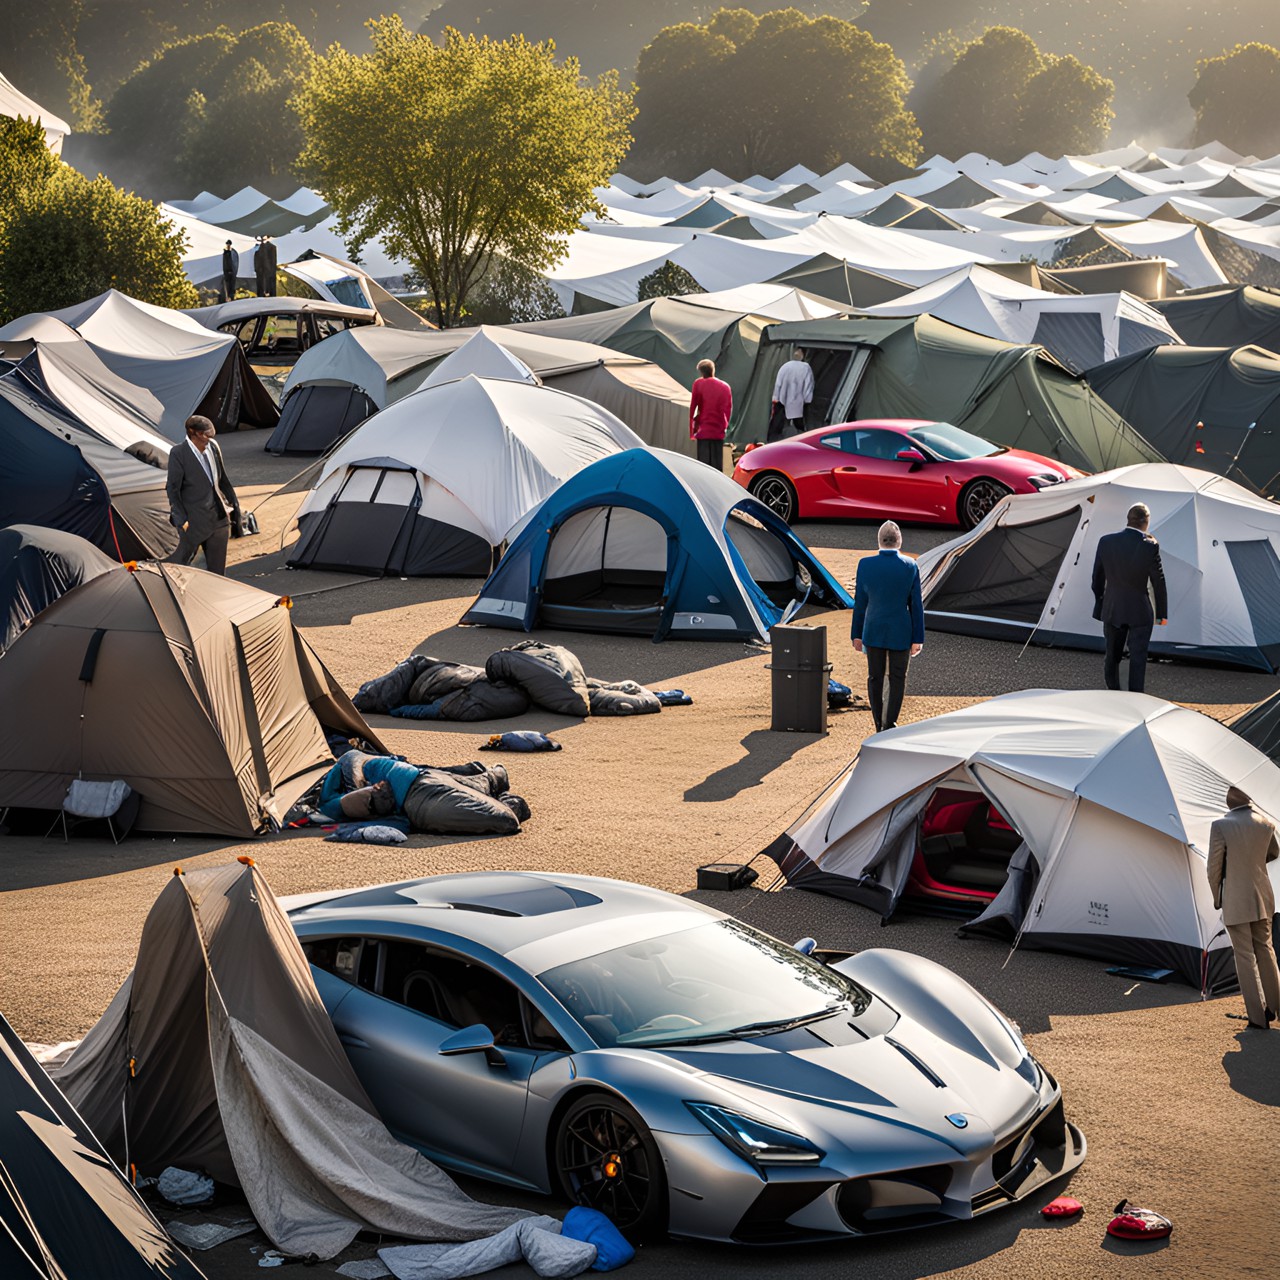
[763,689,1280,990]
[915,464,1280,672]
[287,375,642,576]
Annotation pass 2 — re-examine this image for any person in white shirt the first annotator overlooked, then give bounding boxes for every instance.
[770,346,814,440]
[165,415,241,575]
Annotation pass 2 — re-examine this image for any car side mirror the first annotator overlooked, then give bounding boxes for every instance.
[439,1023,505,1068]
[896,448,926,464]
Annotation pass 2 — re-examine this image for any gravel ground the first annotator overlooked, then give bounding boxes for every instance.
[3,430,1277,1279]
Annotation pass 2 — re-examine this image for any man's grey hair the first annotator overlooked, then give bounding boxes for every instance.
[792,346,806,360]
[878,520,902,549]
[1127,503,1151,528]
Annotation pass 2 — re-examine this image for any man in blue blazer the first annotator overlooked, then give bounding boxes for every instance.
[1091,501,1168,693]
[852,521,925,732]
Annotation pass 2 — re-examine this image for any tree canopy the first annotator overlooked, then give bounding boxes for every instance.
[631,7,921,179]
[914,26,1114,161]
[1190,43,1280,157]
[103,22,315,195]
[292,17,634,328]
[0,139,196,322]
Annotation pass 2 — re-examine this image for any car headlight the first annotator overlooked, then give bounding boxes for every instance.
[685,1102,824,1165]
[1026,473,1063,490]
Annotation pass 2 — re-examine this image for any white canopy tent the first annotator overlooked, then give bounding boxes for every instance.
[0,70,69,152]
[916,463,1280,672]
[863,264,1180,371]
[287,375,643,576]
[766,688,1280,989]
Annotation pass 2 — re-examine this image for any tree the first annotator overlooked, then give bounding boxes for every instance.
[638,261,704,300]
[1189,43,1280,157]
[0,165,197,322]
[914,26,1113,161]
[104,23,315,196]
[464,259,567,325]
[631,8,921,180]
[293,17,634,327]
[0,117,60,209]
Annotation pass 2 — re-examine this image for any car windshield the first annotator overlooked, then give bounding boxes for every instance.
[539,919,870,1048]
[907,422,1004,461]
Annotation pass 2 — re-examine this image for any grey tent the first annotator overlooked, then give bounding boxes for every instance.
[1152,285,1280,349]
[733,315,1163,473]
[0,524,116,654]
[270,324,691,456]
[0,1014,206,1279]
[55,862,529,1260]
[0,562,384,836]
[1087,343,1280,494]
[1229,691,1280,764]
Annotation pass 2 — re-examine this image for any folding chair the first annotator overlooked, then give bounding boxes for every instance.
[47,779,140,845]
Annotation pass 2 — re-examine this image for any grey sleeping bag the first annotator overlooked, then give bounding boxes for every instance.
[486,642,590,718]
[587,679,662,716]
[408,660,530,721]
[404,768,524,835]
[354,655,435,714]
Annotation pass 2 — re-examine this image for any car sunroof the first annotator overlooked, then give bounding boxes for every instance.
[329,874,603,917]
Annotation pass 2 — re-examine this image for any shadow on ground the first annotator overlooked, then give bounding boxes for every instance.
[1222,1029,1280,1106]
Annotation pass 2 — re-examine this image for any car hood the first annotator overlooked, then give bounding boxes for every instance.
[660,1020,1039,1146]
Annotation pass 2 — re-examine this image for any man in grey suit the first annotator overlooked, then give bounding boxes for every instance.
[166,415,241,576]
[1208,786,1280,1029]
[1090,501,1168,692]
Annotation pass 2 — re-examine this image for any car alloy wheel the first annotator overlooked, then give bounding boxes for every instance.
[960,478,1010,529]
[749,473,797,524]
[555,1092,667,1238]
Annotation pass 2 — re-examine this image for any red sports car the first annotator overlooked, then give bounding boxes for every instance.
[732,419,1083,528]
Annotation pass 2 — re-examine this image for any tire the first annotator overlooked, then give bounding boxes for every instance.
[749,472,798,524]
[958,478,1011,530]
[554,1091,668,1240]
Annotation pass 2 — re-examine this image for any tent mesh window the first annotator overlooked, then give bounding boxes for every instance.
[927,506,1081,623]
[1225,539,1280,651]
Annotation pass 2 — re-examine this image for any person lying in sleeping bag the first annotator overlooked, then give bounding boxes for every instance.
[318,752,422,819]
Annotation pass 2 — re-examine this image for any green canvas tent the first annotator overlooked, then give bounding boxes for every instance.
[733,316,1163,475]
[1152,285,1280,350]
[1087,344,1280,494]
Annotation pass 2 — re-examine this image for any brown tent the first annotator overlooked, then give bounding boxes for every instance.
[0,562,383,836]
[56,862,528,1259]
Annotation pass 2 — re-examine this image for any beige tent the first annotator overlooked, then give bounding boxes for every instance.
[56,861,528,1259]
[0,562,382,836]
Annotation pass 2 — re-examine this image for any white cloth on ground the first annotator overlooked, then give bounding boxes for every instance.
[378,1216,597,1280]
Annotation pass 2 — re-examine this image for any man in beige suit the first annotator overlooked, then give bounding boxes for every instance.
[1207,786,1280,1029]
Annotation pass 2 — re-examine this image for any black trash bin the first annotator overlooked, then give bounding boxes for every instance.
[767,623,831,733]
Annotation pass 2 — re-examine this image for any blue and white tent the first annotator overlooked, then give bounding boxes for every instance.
[462,448,852,641]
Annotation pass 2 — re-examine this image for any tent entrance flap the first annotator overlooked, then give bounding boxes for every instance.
[1225,539,1280,664]
[539,505,669,634]
[927,506,1081,625]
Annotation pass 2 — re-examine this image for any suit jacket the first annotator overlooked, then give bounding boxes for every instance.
[1208,804,1279,925]
[1091,527,1167,627]
[166,440,239,542]
[852,549,925,651]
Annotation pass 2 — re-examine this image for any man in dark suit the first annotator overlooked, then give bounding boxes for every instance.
[263,235,278,296]
[851,521,925,732]
[166,415,241,576]
[220,239,239,303]
[253,237,268,296]
[1091,502,1168,693]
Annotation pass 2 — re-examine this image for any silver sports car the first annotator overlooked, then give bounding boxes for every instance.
[287,871,1085,1242]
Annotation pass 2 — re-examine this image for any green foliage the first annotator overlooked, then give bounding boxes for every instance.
[915,26,1114,161]
[1189,43,1280,156]
[293,17,635,327]
[0,117,60,208]
[637,261,704,300]
[0,165,197,322]
[632,7,920,179]
[463,259,568,326]
[104,23,313,195]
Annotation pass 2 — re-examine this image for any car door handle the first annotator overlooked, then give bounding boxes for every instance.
[338,1032,369,1049]
[834,465,858,473]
